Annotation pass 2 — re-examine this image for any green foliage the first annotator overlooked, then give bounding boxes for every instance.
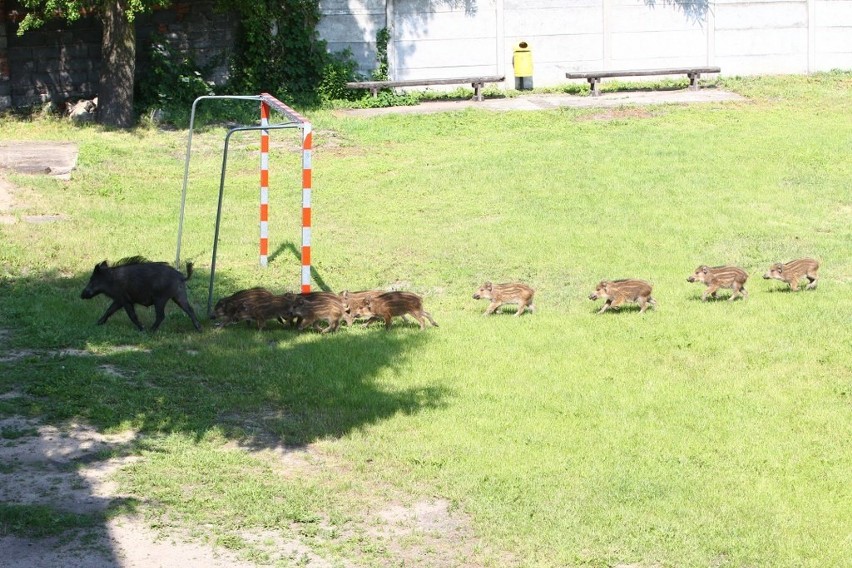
[353,90,419,108]
[135,37,215,124]
[222,0,324,106]
[16,0,167,34]
[220,0,364,107]
[316,49,362,104]
[372,27,390,81]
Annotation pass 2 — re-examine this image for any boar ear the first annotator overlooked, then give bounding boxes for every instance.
[341,290,349,300]
[364,295,373,304]
[702,266,709,274]
[96,260,109,270]
[484,282,492,290]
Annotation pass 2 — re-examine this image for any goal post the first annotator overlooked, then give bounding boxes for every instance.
[174,93,313,315]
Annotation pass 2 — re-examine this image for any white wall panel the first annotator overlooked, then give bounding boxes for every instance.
[714,2,807,29]
[504,7,603,36]
[318,0,852,88]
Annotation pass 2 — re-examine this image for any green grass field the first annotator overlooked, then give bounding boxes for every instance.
[1,73,850,567]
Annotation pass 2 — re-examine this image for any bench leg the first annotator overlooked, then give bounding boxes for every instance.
[688,72,700,90]
[370,87,379,97]
[588,78,601,97]
[471,83,485,102]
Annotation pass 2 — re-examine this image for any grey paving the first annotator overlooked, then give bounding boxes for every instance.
[0,140,79,178]
[337,88,744,118]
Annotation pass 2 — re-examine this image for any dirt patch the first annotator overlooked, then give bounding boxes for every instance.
[0,141,78,178]
[0,418,264,567]
[369,499,484,567]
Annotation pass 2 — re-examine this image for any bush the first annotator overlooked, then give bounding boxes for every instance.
[135,38,216,126]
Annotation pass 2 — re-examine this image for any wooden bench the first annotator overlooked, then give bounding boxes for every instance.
[565,67,721,96]
[346,76,505,102]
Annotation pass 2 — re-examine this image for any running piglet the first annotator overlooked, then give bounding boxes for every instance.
[687,265,749,301]
[763,258,820,291]
[353,291,438,330]
[588,279,657,314]
[473,282,535,316]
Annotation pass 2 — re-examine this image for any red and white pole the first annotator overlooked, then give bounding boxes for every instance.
[259,101,270,267]
[301,123,312,293]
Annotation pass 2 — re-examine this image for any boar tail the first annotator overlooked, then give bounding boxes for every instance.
[184,262,194,281]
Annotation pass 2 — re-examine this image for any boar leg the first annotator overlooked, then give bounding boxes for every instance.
[701,285,718,302]
[729,285,742,301]
[97,301,125,326]
[638,297,649,313]
[150,298,171,332]
[383,314,394,330]
[514,301,528,316]
[122,303,146,331]
[172,296,203,331]
[806,275,818,289]
[597,300,612,314]
[789,279,800,291]
[422,311,438,327]
[484,301,502,315]
[647,297,658,311]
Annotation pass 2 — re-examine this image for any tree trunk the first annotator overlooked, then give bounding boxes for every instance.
[98,0,136,128]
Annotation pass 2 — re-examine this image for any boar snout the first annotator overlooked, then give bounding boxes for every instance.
[686,276,695,283]
[762,272,771,279]
[472,294,480,300]
[588,293,598,300]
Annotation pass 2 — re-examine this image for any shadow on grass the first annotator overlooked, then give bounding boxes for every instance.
[588,304,655,314]
[686,293,746,302]
[0,267,444,444]
[268,241,332,292]
[0,267,446,560]
[764,286,816,294]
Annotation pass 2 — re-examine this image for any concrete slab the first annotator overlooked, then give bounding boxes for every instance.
[336,88,744,118]
[0,141,79,178]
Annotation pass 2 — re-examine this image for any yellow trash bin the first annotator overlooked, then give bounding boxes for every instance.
[513,41,533,90]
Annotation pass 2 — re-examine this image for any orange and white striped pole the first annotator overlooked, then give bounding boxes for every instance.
[259,101,270,267]
[300,124,312,293]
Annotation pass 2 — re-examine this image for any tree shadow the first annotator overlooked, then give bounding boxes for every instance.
[268,241,332,292]
[0,267,447,561]
[642,0,711,24]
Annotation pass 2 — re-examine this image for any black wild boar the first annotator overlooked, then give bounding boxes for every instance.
[588,279,657,314]
[763,258,820,291]
[687,265,749,301]
[473,281,535,316]
[80,256,202,331]
[353,291,438,330]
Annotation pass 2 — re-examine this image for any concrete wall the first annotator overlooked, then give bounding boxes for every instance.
[319,0,852,86]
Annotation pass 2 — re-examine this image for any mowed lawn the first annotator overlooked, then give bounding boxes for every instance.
[0,73,850,567]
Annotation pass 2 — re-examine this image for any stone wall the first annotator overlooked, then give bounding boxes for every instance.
[0,0,12,109]
[0,0,237,110]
